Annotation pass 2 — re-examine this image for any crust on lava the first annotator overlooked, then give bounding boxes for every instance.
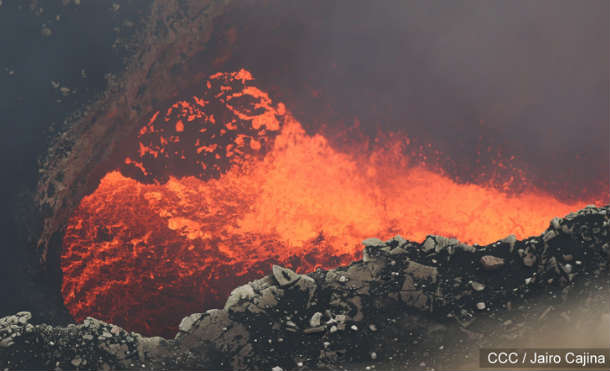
[34,0,233,263]
[2,205,608,370]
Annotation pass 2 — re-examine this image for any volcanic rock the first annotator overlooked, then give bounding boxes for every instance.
[390,246,408,255]
[362,238,385,247]
[1,205,608,370]
[224,283,256,312]
[523,252,537,267]
[400,261,439,312]
[309,312,323,328]
[177,313,203,334]
[272,264,301,287]
[480,255,505,270]
[470,281,486,291]
[501,234,517,250]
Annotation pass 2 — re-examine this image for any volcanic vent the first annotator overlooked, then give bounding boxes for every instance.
[59,70,602,337]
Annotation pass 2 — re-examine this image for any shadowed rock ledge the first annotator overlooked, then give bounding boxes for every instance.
[1,205,608,370]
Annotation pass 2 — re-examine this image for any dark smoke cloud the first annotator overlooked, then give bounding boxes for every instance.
[217,0,609,201]
[0,0,150,321]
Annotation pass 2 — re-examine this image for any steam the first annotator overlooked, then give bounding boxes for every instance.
[222,0,609,201]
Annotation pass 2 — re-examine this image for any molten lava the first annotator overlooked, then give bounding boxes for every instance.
[61,69,606,337]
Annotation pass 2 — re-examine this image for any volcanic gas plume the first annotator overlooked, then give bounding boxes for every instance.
[60,70,605,337]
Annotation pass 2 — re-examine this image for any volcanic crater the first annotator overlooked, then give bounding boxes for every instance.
[31,0,609,341]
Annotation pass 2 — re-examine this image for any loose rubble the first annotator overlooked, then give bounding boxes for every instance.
[1,205,608,370]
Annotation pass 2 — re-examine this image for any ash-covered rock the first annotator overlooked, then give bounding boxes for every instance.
[0,314,174,370]
[2,205,608,370]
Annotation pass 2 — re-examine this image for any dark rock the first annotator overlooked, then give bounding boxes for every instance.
[480,255,505,270]
[272,265,301,287]
[2,205,608,370]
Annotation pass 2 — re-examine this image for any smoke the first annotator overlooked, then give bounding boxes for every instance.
[214,0,609,201]
[0,0,150,322]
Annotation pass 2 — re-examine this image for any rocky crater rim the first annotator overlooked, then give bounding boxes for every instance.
[2,205,608,370]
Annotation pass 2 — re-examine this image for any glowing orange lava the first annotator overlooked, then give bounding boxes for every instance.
[61,70,605,337]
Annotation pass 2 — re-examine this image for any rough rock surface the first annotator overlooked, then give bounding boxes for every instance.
[2,205,608,370]
[35,0,233,263]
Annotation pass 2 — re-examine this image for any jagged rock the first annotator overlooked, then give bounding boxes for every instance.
[551,217,561,230]
[272,265,300,286]
[224,283,256,312]
[523,252,537,267]
[0,337,13,348]
[422,236,436,253]
[309,312,323,328]
[480,255,505,270]
[390,234,407,247]
[362,239,388,262]
[421,235,460,254]
[390,246,408,255]
[1,205,608,371]
[400,260,439,311]
[543,229,558,242]
[178,313,203,334]
[362,238,385,247]
[501,234,517,250]
[293,273,317,305]
[15,312,31,324]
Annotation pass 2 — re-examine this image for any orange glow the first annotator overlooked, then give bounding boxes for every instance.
[61,70,606,337]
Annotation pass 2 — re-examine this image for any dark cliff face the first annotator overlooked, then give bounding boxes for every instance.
[0,0,151,323]
[0,0,608,335]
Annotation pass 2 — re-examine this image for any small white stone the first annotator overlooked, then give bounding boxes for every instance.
[476,302,486,310]
[350,325,358,331]
[470,281,485,291]
[370,352,377,360]
[71,358,82,367]
[309,312,322,328]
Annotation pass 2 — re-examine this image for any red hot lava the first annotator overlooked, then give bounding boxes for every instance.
[60,70,605,337]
